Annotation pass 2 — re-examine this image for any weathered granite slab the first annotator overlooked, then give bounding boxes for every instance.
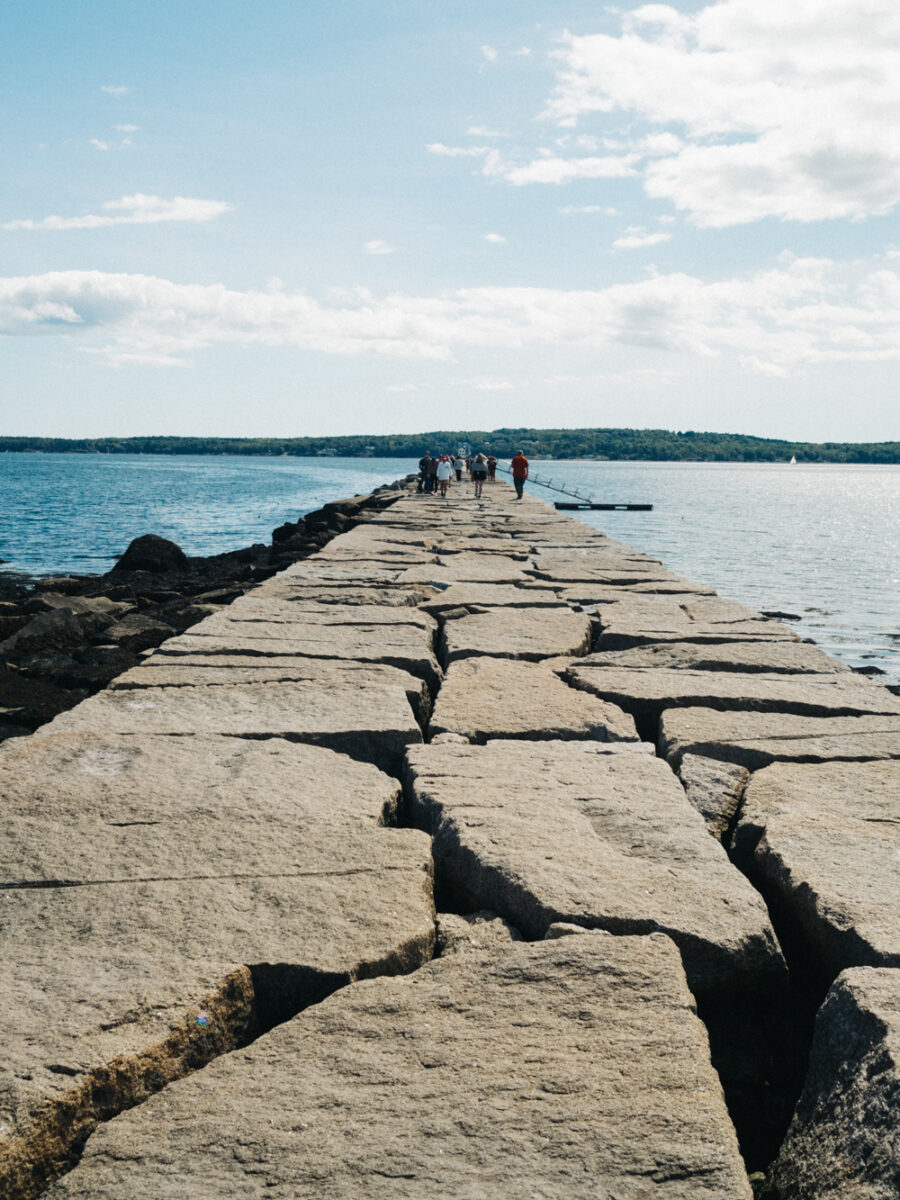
[397,554,532,584]
[110,656,430,719]
[406,740,784,998]
[194,601,436,631]
[441,606,592,664]
[45,936,752,1200]
[279,561,404,583]
[582,640,850,674]
[36,681,422,771]
[559,580,717,601]
[769,967,900,1200]
[153,625,441,690]
[429,657,638,743]
[253,582,434,606]
[678,754,750,842]
[598,619,799,650]
[564,666,900,722]
[661,708,900,771]
[732,760,900,978]
[0,832,434,1200]
[419,582,562,614]
[0,733,404,884]
[530,563,683,586]
[532,547,662,568]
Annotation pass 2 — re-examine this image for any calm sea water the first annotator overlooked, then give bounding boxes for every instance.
[1,453,897,685]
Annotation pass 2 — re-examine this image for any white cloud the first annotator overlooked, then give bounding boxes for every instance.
[115,124,140,133]
[484,233,507,244]
[559,204,619,215]
[514,47,532,57]
[3,256,900,373]
[542,0,900,226]
[481,45,498,62]
[100,85,130,96]
[386,383,419,392]
[4,194,233,232]
[89,139,111,152]
[483,150,638,185]
[466,126,506,138]
[363,239,396,255]
[427,143,490,158]
[613,227,674,250]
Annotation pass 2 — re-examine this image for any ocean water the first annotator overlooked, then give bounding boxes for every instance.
[1,453,897,685]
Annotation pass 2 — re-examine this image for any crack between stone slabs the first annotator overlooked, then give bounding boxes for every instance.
[0,865,422,889]
[6,930,439,1200]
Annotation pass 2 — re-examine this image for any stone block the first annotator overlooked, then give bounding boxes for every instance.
[429,656,637,743]
[45,937,752,1200]
[441,606,592,664]
[406,739,783,999]
[661,709,900,771]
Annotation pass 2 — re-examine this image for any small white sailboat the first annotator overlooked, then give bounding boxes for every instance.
[789,455,797,464]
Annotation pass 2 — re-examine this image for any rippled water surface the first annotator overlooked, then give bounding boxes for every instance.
[0,453,418,574]
[1,453,897,684]
[528,459,900,686]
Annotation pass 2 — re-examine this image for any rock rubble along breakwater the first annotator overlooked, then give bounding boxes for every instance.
[1,480,898,1200]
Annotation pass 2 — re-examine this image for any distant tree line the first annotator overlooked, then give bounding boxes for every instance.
[1,429,898,463]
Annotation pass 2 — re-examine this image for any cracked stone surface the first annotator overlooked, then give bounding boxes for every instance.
[769,967,900,1200]
[153,627,441,691]
[406,739,784,999]
[429,656,638,743]
[210,598,436,628]
[678,754,750,842]
[45,936,752,1200]
[440,605,592,664]
[660,708,900,771]
[35,681,422,771]
[732,760,900,978]
[419,582,562,615]
[397,554,533,584]
[580,641,851,674]
[0,830,434,1200]
[109,657,431,720]
[0,733,406,883]
[564,665,900,721]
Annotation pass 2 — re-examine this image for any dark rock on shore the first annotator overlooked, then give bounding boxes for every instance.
[0,478,415,743]
[111,533,189,574]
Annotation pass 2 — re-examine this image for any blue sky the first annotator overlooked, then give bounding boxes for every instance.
[2,0,899,440]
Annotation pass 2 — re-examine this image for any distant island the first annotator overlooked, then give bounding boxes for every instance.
[2,429,898,463]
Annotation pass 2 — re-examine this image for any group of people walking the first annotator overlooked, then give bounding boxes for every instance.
[416,450,529,500]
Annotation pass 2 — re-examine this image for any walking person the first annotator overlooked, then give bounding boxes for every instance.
[418,450,431,493]
[486,455,497,483]
[436,454,453,498]
[510,450,529,500]
[471,452,488,499]
[426,453,438,495]
[454,456,463,483]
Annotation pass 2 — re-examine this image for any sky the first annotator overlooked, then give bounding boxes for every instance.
[2,0,899,442]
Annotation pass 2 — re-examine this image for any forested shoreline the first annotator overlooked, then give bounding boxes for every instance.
[2,428,899,463]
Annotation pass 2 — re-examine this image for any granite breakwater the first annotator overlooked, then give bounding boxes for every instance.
[1,478,899,1199]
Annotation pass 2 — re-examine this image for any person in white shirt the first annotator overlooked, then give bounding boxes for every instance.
[436,455,453,497]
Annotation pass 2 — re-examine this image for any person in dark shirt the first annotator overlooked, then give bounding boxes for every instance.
[418,451,432,493]
[486,455,497,482]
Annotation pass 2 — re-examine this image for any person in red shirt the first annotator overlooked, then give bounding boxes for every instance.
[510,451,529,500]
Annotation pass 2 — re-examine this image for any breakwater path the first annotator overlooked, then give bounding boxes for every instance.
[2,481,899,1199]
